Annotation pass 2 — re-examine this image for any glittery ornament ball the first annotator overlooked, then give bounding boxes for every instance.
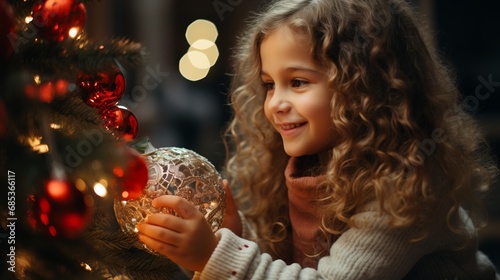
[114,147,226,253]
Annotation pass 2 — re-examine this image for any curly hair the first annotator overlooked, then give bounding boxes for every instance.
[223,0,498,260]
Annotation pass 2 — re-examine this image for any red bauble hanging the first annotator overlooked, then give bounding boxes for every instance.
[77,66,126,108]
[35,178,92,238]
[32,0,86,42]
[113,148,148,200]
[101,105,139,141]
[0,0,15,61]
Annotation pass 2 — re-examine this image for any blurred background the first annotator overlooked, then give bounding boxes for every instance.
[84,0,500,267]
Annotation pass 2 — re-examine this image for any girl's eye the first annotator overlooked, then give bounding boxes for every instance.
[291,79,309,88]
[262,82,275,91]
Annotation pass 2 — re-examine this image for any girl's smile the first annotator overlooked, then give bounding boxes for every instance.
[277,122,306,131]
[275,122,307,138]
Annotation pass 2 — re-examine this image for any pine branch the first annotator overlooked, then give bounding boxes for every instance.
[52,93,104,128]
[82,209,187,280]
[73,37,147,70]
[16,37,146,78]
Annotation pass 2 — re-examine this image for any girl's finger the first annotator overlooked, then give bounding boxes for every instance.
[138,232,177,255]
[137,223,181,246]
[146,213,185,232]
[153,195,200,219]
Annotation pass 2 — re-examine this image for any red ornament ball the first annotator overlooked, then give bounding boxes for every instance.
[78,66,126,108]
[35,178,92,238]
[0,0,15,61]
[113,148,148,200]
[32,0,86,42]
[101,105,138,141]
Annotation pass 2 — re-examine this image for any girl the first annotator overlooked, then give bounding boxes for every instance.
[137,0,500,278]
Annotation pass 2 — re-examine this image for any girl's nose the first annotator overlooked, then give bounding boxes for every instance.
[267,87,291,113]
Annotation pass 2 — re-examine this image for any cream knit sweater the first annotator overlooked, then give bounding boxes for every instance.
[193,156,499,279]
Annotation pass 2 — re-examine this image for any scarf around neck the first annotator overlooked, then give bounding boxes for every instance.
[285,155,331,268]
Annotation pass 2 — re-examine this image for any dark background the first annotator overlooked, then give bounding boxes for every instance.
[85,0,500,268]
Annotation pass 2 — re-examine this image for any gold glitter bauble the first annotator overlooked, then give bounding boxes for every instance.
[114,147,226,253]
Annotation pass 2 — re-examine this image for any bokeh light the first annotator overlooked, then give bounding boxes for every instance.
[180,19,219,81]
[185,19,218,45]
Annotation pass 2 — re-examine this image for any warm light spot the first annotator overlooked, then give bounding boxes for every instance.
[189,42,219,67]
[81,262,92,271]
[68,27,79,38]
[50,123,61,129]
[187,50,211,70]
[121,191,129,199]
[98,178,108,187]
[22,136,49,153]
[27,136,41,146]
[93,183,107,197]
[33,144,49,153]
[191,39,214,50]
[33,75,41,85]
[54,79,68,96]
[185,19,218,45]
[15,251,31,279]
[179,53,209,81]
[46,180,70,200]
[75,178,86,192]
[25,16,33,24]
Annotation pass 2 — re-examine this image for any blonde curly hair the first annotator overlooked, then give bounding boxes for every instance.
[223,0,497,260]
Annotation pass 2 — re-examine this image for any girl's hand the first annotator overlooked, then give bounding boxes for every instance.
[220,179,242,236]
[136,195,218,272]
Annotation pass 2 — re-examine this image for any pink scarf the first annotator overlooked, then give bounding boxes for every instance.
[285,156,331,268]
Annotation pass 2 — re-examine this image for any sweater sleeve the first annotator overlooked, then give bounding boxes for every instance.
[193,210,433,280]
[318,210,431,279]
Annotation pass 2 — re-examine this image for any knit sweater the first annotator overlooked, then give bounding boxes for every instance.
[193,156,499,279]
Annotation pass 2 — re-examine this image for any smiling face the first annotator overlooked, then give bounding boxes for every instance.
[260,26,335,157]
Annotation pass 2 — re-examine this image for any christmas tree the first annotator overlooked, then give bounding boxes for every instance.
[0,0,186,279]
